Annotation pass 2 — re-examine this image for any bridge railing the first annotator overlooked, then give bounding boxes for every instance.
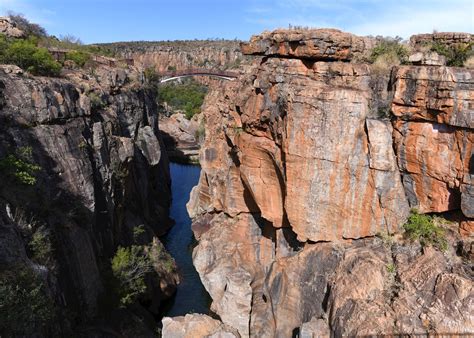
[157,68,238,78]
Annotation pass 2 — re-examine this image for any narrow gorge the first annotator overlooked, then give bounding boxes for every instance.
[0,13,472,338]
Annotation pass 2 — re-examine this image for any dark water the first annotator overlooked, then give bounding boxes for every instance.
[161,162,211,317]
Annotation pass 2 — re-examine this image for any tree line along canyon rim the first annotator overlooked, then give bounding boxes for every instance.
[0,13,473,338]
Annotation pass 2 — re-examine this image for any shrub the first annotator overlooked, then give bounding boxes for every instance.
[88,92,107,112]
[132,225,146,242]
[370,37,409,65]
[29,227,53,265]
[1,39,61,76]
[111,245,151,306]
[429,42,474,67]
[0,147,41,185]
[0,267,54,335]
[65,50,90,67]
[403,210,448,251]
[144,67,160,85]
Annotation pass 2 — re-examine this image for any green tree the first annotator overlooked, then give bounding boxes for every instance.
[111,245,151,306]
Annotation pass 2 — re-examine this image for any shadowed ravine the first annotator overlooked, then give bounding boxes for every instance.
[160,162,211,317]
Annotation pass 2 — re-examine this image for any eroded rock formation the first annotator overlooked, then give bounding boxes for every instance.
[184,29,474,337]
[0,63,176,335]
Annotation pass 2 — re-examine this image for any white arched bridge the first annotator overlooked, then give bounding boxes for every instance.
[158,68,239,83]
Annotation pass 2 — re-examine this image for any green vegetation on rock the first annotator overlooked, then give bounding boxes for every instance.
[29,227,54,266]
[0,36,61,76]
[111,245,151,306]
[0,146,41,185]
[370,37,409,66]
[0,267,54,336]
[403,210,448,251]
[428,42,474,67]
[158,79,208,119]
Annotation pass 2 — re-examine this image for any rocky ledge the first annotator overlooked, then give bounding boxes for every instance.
[177,29,474,337]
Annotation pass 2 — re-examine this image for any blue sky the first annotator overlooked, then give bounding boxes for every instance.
[1,0,473,43]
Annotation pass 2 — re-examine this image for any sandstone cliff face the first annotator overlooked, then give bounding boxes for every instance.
[391,66,473,216]
[185,29,474,337]
[103,40,247,72]
[0,64,175,334]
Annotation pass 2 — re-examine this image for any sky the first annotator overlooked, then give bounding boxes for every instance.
[0,0,473,44]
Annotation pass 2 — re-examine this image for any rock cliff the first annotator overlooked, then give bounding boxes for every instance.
[182,29,473,337]
[0,64,176,335]
[101,40,248,72]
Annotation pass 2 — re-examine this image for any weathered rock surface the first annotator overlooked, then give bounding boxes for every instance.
[241,28,375,61]
[188,29,474,337]
[410,32,473,49]
[392,66,474,216]
[0,17,25,38]
[408,51,446,66]
[190,57,410,242]
[102,40,247,73]
[159,112,202,162]
[162,314,241,338]
[0,64,174,334]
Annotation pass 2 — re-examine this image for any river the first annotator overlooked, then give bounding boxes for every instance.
[161,162,211,317]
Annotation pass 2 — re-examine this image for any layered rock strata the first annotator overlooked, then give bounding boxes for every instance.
[184,29,474,337]
[102,40,247,73]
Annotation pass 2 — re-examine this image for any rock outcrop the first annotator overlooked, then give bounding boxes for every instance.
[241,28,375,61]
[162,314,240,338]
[159,112,203,163]
[186,29,474,337]
[0,63,175,335]
[410,32,473,49]
[0,17,25,38]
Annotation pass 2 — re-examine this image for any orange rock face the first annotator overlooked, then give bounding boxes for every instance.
[392,66,474,217]
[241,28,375,61]
[189,57,410,242]
[187,29,474,337]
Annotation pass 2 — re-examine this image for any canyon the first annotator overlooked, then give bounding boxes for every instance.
[0,17,473,337]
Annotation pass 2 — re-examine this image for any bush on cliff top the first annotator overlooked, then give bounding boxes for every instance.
[403,210,448,251]
[428,42,474,67]
[0,37,61,76]
[370,37,410,65]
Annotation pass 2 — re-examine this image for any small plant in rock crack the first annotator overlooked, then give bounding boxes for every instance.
[386,263,396,274]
